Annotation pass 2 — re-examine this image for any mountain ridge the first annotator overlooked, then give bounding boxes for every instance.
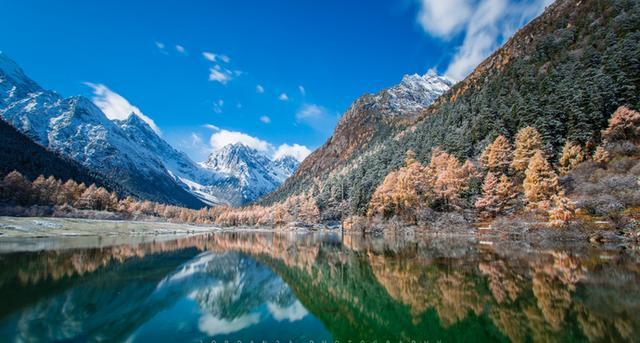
[0,52,299,207]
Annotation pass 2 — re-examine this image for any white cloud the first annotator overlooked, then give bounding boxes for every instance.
[256,84,265,94]
[260,115,271,124]
[274,144,311,162]
[203,123,220,131]
[208,66,234,84]
[296,103,337,134]
[155,41,165,49]
[175,44,186,54]
[202,51,230,63]
[267,301,309,322]
[206,127,311,162]
[210,129,271,152]
[202,51,216,62]
[191,133,203,144]
[416,0,473,39]
[416,0,552,80]
[198,313,260,336]
[296,103,326,120]
[278,93,289,101]
[212,99,224,113]
[84,82,161,135]
[298,85,306,96]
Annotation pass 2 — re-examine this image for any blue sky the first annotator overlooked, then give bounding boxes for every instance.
[0,0,551,161]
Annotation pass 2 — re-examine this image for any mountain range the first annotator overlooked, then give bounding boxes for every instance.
[262,0,640,219]
[0,52,300,208]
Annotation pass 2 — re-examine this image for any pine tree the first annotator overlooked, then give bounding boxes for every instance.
[558,142,586,175]
[523,150,561,210]
[511,126,544,173]
[480,135,513,172]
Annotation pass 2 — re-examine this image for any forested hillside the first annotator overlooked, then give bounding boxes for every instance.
[0,118,117,192]
[263,0,640,218]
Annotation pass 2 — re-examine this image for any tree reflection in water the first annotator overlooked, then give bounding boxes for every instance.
[0,231,638,342]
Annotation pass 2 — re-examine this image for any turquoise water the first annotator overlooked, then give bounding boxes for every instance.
[0,231,638,342]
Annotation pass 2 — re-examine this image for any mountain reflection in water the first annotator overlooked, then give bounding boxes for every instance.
[0,231,638,342]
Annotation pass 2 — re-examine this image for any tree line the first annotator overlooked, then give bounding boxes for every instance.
[365,106,639,227]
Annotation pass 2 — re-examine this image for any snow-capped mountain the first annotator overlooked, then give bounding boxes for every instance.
[201,144,300,205]
[0,52,298,207]
[372,70,454,118]
[260,71,453,204]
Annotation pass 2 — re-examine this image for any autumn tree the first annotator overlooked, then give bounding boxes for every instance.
[1,171,31,205]
[30,175,49,204]
[475,172,500,217]
[475,172,517,218]
[368,170,399,218]
[601,106,640,143]
[299,194,320,223]
[480,135,513,172]
[523,150,561,210]
[368,150,430,220]
[427,148,470,209]
[548,194,576,227]
[511,126,543,173]
[272,203,288,225]
[558,142,586,175]
[592,146,609,164]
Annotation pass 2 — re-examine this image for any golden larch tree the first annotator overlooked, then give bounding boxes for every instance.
[368,170,400,218]
[592,146,609,164]
[601,106,640,143]
[427,148,470,209]
[511,126,543,173]
[480,135,513,172]
[558,141,585,175]
[548,194,576,227]
[523,150,560,210]
[475,173,517,218]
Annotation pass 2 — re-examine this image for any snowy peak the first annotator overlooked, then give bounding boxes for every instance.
[374,71,454,116]
[274,155,299,175]
[0,52,37,87]
[398,71,454,95]
[201,143,299,204]
[203,143,270,175]
[0,52,44,105]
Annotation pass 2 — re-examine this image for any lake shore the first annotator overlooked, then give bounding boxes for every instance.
[0,216,220,239]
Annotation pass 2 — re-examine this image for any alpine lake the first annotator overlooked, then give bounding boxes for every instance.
[0,220,638,342]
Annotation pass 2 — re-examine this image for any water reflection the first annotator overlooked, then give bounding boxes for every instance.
[0,231,638,342]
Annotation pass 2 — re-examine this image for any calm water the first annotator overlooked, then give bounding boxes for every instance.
[0,231,638,342]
